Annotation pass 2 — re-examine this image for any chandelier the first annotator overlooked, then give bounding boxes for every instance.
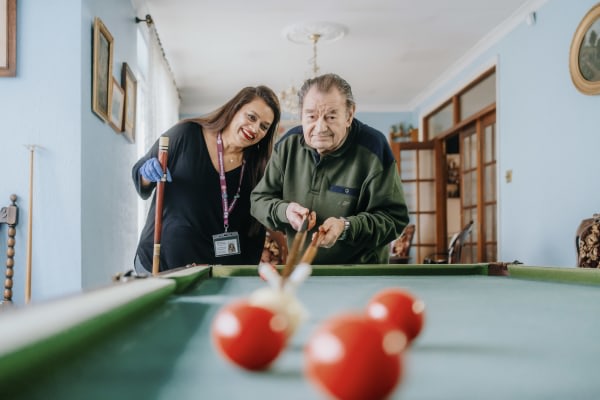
[280,22,347,118]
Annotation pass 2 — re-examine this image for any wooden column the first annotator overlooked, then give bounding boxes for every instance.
[1,194,18,305]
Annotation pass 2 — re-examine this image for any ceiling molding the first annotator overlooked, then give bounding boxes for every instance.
[410,0,549,110]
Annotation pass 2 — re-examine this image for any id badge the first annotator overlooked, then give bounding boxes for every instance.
[213,232,241,257]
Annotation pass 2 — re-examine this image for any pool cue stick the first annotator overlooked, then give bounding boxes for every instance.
[280,215,309,287]
[152,136,169,276]
[299,230,324,265]
[24,145,38,304]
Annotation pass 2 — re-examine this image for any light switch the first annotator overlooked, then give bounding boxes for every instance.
[505,169,512,183]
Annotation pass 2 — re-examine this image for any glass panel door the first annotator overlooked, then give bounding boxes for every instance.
[481,113,497,261]
[459,111,497,263]
[460,126,478,263]
[391,141,438,263]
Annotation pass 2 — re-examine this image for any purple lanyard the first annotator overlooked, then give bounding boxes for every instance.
[217,132,245,232]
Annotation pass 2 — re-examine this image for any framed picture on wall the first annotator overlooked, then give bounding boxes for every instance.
[569,3,600,95]
[108,77,124,133]
[121,63,137,143]
[446,154,460,198]
[0,0,16,77]
[92,17,114,121]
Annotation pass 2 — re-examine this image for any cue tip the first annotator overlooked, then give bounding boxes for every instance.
[23,144,45,152]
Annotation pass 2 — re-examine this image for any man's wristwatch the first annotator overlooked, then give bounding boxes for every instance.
[339,217,350,241]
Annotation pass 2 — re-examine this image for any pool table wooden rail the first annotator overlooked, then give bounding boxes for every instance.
[0,265,210,392]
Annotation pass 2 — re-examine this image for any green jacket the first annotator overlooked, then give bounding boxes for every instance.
[250,119,409,264]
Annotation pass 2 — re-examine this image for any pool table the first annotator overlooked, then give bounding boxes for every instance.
[1,263,600,399]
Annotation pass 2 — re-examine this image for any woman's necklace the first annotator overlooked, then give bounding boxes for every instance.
[220,134,241,163]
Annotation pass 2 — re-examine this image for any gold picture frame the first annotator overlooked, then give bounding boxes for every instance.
[0,0,16,77]
[108,77,124,133]
[92,17,114,121]
[569,3,600,95]
[121,63,137,143]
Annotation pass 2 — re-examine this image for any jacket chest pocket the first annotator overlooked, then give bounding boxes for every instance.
[322,184,359,213]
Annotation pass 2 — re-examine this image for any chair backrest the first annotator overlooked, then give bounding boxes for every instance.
[389,224,415,264]
[448,220,473,264]
[261,229,288,265]
[576,214,600,268]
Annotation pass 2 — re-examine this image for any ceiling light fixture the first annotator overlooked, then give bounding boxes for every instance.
[280,22,347,118]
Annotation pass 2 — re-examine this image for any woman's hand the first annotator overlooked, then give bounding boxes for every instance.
[139,157,172,184]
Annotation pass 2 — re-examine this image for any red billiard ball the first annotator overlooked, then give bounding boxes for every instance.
[248,287,308,338]
[211,299,288,371]
[366,288,425,344]
[305,313,405,400]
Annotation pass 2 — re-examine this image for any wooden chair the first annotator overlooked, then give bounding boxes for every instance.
[261,229,288,265]
[576,214,600,268]
[1,194,18,305]
[389,224,416,264]
[424,220,473,264]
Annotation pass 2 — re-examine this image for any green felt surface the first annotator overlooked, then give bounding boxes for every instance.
[162,264,212,293]
[0,280,176,396]
[3,265,600,399]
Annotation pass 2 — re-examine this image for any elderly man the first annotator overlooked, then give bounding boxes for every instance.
[251,73,409,264]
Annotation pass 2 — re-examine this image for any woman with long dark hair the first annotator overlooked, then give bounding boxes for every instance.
[132,85,280,273]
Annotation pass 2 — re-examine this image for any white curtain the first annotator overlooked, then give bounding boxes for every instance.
[135,22,180,234]
[137,22,180,151]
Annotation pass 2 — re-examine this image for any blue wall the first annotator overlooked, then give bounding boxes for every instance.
[356,111,414,139]
[0,0,140,304]
[413,0,600,266]
[1,0,84,302]
[81,0,140,290]
[496,0,600,266]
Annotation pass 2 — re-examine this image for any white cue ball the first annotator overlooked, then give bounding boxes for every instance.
[248,287,308,337]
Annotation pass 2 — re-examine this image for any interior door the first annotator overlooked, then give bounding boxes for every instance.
[391,140,443,263]
[459,111,497,262]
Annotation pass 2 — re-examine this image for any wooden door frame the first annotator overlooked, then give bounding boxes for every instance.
[432,104,496,260]
[391,140,439,262]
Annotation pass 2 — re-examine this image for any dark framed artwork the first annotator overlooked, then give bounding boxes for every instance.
[121,62,137,143]
[0,0,16,77]
[569,3,600,95]
[92,17,114,121]
[446,154,460,198]
[108,77,124,133]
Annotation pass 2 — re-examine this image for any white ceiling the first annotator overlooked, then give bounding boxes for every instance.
[133,0,543,115]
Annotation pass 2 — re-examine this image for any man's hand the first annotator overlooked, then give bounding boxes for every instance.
[286,202,310,231]
[316,217,348,248]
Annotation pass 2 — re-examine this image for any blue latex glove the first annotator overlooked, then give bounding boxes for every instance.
[139,157,172,182]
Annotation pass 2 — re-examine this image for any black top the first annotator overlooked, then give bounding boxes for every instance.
[132,121,265,272]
